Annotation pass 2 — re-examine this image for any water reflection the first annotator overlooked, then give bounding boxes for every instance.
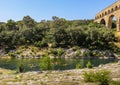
[0,57,118,72]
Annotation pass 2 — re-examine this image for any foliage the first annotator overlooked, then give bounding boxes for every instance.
[83,70,111,85]
[22,15,36,28]
[53,28,69,46]
[0,16,118,54]
[34,38,48,48]
[31,47,39,54]
[111,81,120,85]
[17,62,25,73]
[6,19,18,30]
[74,50,82,57]
[40,56,52,70]
[7,52,15,57]
[57,48,64,56]
[76,62,83,69]
[50,48,64,56]
[86,61,93,68]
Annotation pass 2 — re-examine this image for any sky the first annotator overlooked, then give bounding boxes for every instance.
[0,0,118,22]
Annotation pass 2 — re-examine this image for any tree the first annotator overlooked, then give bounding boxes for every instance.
[53,28,69,46]
[22,15,36,28]
[51,16,69,28]
[6,19,17,30]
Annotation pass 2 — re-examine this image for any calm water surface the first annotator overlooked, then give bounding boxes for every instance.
[0,58,117,71]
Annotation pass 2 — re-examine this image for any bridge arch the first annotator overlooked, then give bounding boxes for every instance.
[95,1,120,31]
[108,10,110,14]
[108,15,117,29]
[111,8,114,12]
[115,6,118,10]
[100,19,106,25]
[105,11,107,15]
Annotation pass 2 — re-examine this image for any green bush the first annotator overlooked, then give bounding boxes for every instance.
[50,48,64,56]
[50,49,58,56]
[76,62,82,69]
[17,63,25,73]
[83,71,95,82]
[74,50,82,58]
[57,48,64,56]
[86,61,93,68]
[34,39,48,48]
[31,47,39,54]
[111,81,120,85]
[8,52,15,57]
[83,70,111,85]
[40,56,52,70]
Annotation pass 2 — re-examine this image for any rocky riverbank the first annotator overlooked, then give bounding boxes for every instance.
[0,46,119,59]
[0,61,119,85]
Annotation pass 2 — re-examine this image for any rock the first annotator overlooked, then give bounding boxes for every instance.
[99,64,103,67]
[117,60,120,65]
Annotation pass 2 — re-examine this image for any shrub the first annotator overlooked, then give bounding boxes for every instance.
[57,48,64,56]
[40,56,52,70]
[72,46,80,51]
[31,47,39,54]
[34,38,48,48]
[83,70,111,85]
[86,61,93,68]
[74,50,82,58]
[50,49,58,56]
[17,63,25,73]
[50,48,64,56]
[111,81,120,85]
[8,52,15,57]
[83,71,95,82]
[76,62,82,69]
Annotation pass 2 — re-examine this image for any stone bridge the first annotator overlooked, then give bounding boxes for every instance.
[95,1,120,31]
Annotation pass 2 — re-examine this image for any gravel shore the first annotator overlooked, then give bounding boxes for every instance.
[0,61,120,85]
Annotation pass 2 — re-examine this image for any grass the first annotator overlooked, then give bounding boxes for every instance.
[111,80,120,85]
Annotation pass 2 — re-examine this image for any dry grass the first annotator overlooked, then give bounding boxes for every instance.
[0,68,15,74]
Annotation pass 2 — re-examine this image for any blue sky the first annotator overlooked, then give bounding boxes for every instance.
[0,0,118,22]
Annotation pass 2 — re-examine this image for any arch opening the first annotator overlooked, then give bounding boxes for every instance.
[111,8,114,12]
[108,10,110,14]
[105,11,107,15]
[109,15,116,29]
[100,19,106,26]
[115,6,118,10]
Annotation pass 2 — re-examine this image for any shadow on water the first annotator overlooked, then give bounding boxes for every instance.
[0,57,118,72]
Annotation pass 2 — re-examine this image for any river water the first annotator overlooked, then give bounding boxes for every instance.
[0,58,117,72]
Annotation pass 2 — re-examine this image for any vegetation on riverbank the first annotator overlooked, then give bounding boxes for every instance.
[0,16,120,59]
[0,16,120,85]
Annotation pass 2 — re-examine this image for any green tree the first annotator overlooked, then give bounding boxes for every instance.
[53,28,69,46]
[22,15,36,28]
[51,16,68,28]
[6,19,17,30]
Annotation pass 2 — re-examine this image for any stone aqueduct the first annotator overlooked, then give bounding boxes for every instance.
[95,1,120,31]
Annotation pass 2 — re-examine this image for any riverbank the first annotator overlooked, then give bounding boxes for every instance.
[0,61,119,85]
[0,46,119,59]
